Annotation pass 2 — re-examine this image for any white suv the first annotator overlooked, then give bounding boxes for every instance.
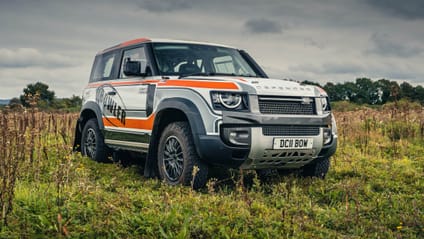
[73,38,337,188]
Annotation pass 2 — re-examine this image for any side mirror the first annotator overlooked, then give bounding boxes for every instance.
[123,58,148,77]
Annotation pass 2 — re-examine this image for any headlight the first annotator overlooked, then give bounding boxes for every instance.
[219,93,241,109]
[320,97,331,112]
[211,91,249,111]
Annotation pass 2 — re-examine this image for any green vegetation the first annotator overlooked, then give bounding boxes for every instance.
[0,104,423,238]
[304,78,424,105]
[7,82,81,112]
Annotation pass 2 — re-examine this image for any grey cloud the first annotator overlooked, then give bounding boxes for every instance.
[0,48,76,68]
[367,33,423,58]
[303,38,325,49]
[365,0,424,20]
[0,0,423,98]
[289,60,419,82]
[321,63,364,75]
[290,62,364,75]
[139,0,194,12]
[244,18,283,34]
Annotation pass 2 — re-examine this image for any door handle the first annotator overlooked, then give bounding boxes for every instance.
[107,91,117,96]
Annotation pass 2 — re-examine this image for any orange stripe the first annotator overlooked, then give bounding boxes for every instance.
[120,38,151,47]
[103,114,155,130]
[99,38,151,54]
[158,79,239,89]
[87,79,239,90]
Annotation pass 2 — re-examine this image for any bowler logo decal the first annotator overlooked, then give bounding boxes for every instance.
[96,85,127,125]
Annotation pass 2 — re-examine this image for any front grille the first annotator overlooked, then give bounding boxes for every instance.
[262,126,320,136]
[258,96,315,115]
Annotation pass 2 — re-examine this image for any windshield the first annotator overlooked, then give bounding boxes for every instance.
[152,43,258,77]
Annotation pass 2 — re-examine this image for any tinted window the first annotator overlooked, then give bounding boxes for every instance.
[91,53,116,82]
[152,43,258,77]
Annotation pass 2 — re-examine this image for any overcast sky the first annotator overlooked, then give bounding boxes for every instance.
[1,0,424,98]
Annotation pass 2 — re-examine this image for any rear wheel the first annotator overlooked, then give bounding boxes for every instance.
[301,157,330,178]
[157,122,208,189]
[81,118,109,162]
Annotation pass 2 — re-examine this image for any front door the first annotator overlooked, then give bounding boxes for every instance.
[101,45,155,151]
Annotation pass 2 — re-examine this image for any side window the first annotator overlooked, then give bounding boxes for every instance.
[103,57,114,78]
[91,53,116,82]
[120,47,147,78]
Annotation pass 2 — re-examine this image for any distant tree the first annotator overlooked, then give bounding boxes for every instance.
[343,82,358,102]
[301,80,322,87]
[8,97,23,110]
[53,95,82,110]
[20,82,55,108]
[354,78,377,104]
[400,82,415,100]
[69,95,82,108]
[413,85,424,104]
[323,82,346,101]
[390,81,401,102]
[374,79,392,104]
[282,78,424,105]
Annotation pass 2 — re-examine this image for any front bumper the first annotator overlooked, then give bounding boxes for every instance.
[195,111,337,169]
[240,127,336,169]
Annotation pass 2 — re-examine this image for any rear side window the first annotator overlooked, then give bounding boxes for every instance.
[90,53,116,82]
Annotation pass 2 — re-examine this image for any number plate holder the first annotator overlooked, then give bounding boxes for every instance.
[273,137,314,150]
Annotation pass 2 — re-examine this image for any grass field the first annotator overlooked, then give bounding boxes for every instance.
[0,102,423,238]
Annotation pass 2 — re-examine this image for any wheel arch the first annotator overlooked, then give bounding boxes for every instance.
[144,98,206,178]
[73,102,104,152]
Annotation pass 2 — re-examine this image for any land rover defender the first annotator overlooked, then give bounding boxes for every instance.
[73,38,337,188]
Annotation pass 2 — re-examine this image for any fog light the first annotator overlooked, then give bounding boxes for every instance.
[323,128,332,145]
[229,130,249,146]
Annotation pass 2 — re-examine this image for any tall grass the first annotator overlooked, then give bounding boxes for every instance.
[0,102,423,238]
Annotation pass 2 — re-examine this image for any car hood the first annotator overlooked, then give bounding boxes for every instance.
[183,76,319,97]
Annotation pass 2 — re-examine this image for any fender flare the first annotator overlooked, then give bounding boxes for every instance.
[144,98,207,178]
[73,101,104,151]
[155,98,206,136]
[80,101,104,129]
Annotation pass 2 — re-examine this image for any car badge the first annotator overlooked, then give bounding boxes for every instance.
[301,97,313,104]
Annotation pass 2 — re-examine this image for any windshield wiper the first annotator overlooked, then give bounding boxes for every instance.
[178,72,211,79]
[212,73,257,77]
[178,72,257,79]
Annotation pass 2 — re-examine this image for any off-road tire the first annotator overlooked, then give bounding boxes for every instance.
[301,157,330,178]
[157,122,208,189]
[81,118,109,162]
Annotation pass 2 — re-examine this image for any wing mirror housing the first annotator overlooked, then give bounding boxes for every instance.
[123,58,149,77]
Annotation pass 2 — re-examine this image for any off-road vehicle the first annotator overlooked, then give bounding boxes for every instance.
[73,38,337,188]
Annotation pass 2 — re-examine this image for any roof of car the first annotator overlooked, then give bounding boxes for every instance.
[98,38,235,55]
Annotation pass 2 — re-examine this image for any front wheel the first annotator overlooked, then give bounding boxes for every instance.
[81,118,109,162]
[157,122,208,189]
[301,157,330,178]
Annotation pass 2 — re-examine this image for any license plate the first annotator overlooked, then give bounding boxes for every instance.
[273,138,313,150]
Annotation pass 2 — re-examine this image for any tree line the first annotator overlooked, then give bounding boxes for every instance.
[7,82,82,111]
[303,78,424,105]
[5,79,424,111]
